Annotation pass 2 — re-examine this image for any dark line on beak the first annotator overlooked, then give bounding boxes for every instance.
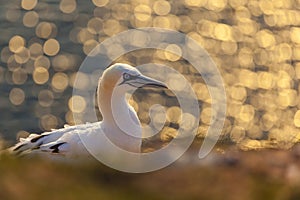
[142,83,168,88]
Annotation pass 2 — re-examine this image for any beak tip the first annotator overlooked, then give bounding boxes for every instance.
[161,84,168,89]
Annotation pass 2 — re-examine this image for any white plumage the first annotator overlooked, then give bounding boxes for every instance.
[9,63,166,160]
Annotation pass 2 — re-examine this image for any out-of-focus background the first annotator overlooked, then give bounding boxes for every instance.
[2,0,300,149]
[1,0,300,199]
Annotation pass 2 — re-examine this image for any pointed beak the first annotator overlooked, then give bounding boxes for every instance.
[129,75,167,89]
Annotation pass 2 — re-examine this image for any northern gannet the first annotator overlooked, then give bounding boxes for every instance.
[10,63,167,159]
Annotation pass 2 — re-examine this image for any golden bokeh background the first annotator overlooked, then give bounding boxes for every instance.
[1,0,300,151]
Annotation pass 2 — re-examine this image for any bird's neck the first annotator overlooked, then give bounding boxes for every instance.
[97,85,142,152]
[98,87,134,125]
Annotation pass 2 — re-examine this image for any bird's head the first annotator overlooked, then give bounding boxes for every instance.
[99,63,167,93]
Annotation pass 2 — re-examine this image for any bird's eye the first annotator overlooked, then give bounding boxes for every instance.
[123,73,131,80]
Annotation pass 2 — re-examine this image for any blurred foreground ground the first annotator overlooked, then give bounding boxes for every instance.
[1,142,300,200]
